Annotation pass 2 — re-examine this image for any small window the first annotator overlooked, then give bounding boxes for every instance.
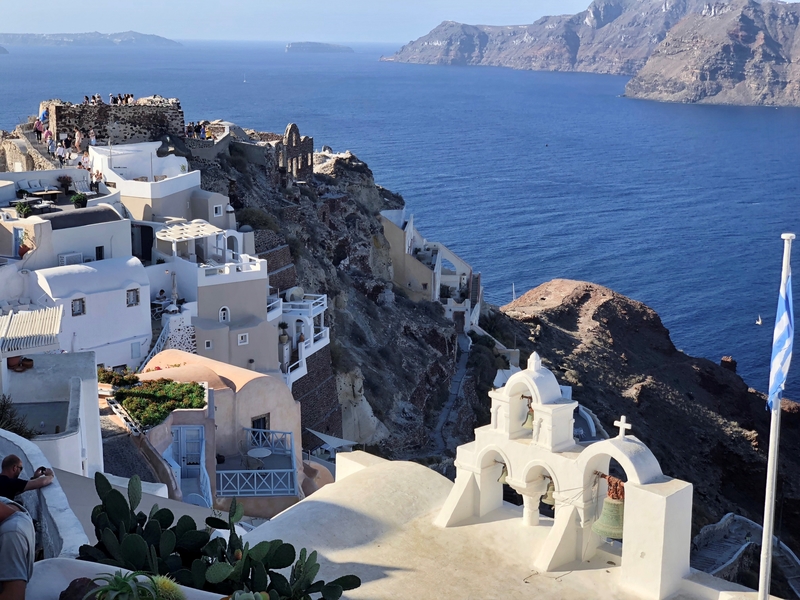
[238,333,249,346]
[126,288,140,307]
[213,205,223,217]
[71,298,85,316]
[251,414,270,431]
[95,246,104,261]
[219,307,230,323]
[204,340,213,350]
[422,283,428,290]
[131,342,141,359]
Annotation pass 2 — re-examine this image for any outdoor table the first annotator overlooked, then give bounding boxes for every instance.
[247,447,272,459]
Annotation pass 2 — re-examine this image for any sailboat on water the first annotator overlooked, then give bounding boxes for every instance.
[756,315,763,325]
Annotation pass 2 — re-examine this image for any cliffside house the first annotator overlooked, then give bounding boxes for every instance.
[0,308,103,477]
[139,349,305,519]
[381,208,482,332]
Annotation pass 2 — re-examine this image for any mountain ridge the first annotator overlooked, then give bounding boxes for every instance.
[383,0,800,106]
[0,31,180,47]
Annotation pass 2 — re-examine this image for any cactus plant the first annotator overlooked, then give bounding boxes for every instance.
[152,575,187,600]
[78,476,361,598]
[83,570,157,600]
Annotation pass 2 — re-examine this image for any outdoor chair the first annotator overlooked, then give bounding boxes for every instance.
[245,456,263,470]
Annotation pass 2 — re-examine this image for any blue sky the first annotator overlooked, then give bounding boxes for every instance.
[0,1,591,43]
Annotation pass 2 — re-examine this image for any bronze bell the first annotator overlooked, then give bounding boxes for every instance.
[497,463,508,484]
[522,411,535,430]
[591,497,624,540]
[541,480,555,506]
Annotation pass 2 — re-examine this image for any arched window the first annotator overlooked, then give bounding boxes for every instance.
[219,306,230,323]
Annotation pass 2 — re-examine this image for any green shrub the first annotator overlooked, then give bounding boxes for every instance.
[0,394,42,439]
[114,379,206,428]
[98,367,140,387]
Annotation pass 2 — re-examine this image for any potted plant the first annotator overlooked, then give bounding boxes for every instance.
[57,174,72,194]
[17,230,32,257]
[15,203,31,219]
[84,570,158,600]
[71,192,88,208]
[278,321,289,344]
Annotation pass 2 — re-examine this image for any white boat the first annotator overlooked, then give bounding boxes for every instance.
[756,315,763,325]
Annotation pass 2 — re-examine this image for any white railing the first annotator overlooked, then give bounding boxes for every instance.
[139,321,170,372]
[267,295,283,321]
[216,469,296,497]
[282,294,327,317]
[245,428,294,454]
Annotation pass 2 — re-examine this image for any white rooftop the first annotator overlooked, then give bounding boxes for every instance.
[34,257,149,299]
[156,220,223,243]
[0,305,62,356]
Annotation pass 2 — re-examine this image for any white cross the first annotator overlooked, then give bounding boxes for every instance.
[614,415,632,439]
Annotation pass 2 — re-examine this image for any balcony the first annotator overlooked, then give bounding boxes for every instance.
[282,294,327,318]
[215,429,297,498]
[281,327,330,389]
[267,294,283,322]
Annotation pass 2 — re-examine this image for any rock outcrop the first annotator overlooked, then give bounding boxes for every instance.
[0,46,8,55]
[625,0,800,106]
[384,0,800,106]
[483,279,800,550]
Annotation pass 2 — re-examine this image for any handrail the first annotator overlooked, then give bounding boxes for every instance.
[215,469,296,497]
[244,429,293,455]
[139,321,170,372]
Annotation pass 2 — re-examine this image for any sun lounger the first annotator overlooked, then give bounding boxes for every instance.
[73,180,97,197]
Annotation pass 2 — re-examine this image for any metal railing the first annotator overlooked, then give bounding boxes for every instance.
[216,469,296,497]
[198,436,213,508]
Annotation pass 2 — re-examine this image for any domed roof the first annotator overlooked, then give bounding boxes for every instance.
[504,352,563,404]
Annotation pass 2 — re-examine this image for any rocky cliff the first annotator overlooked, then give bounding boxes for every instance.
[384,0,800,106]
[482,279,800,550]
[193,141,458,457]
[382,0,710,76]
[625,0,800,106]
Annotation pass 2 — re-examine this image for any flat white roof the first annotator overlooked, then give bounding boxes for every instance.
[35,257,149,299]
[156,220,223,243]
[0,305,63,356]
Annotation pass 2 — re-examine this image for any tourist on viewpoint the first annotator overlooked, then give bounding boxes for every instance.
[0,497,35,600]
[0,455,53,500]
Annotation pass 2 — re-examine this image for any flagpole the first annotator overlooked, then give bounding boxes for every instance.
[758,232,795,600]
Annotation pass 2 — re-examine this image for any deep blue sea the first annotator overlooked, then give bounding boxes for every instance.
[2,41,800,398]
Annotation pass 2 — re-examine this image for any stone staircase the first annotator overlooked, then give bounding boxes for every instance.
[691,513,800,598]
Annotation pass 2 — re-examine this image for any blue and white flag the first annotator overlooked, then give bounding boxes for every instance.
[768,272,794,411]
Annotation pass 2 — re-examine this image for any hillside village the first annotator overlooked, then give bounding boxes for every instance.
[0,96,799,598]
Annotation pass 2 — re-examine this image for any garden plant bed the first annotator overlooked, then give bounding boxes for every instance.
[114,378,205,428]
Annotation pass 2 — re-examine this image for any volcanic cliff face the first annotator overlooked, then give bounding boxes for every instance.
[384,0,800,106]
[484,279,800,549]
[626,0,800,106]
[383,0,710,76]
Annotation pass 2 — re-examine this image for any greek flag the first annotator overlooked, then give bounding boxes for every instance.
[768,272,794,411]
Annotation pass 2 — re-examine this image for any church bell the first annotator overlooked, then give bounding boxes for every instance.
[522,411,535,430]
[591,497,624,540]
[541,480,555,506]
[497,463,508,484]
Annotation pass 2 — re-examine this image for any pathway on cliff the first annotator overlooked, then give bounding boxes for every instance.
[431,333,471,456]
[99,398,158,483]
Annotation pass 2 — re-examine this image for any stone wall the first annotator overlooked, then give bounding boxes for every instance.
[46,101,185,145]
[291,345,342,448]
[260,244,297,291]
[1,139,33,171]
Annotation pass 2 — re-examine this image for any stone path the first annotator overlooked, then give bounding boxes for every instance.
[99,398,158,483]
[431,333,471,456]
[692,514,800,598]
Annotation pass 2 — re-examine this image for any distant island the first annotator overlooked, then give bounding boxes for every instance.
[0,31,180,47]
[286,42,353,54]
[383,0,800,107]
[0,46,7,54]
